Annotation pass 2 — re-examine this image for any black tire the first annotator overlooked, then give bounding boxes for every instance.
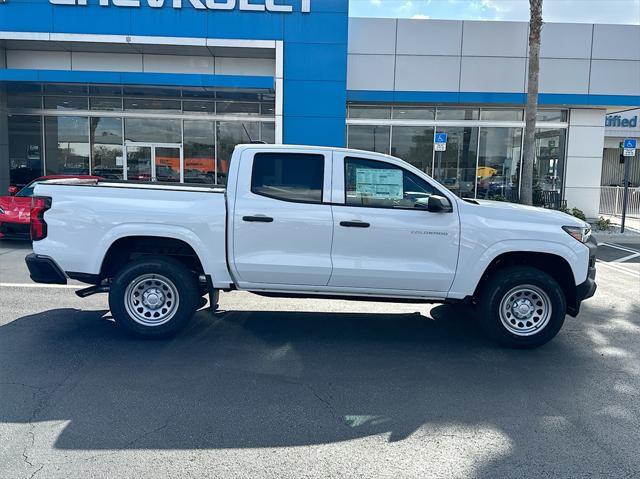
[109,256,199,339]
[478,266,566,348]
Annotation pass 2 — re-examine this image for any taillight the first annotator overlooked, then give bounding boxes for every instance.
[30,196,52,241]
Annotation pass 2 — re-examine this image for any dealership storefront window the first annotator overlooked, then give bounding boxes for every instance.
[347,105,568,204]
[6,83,276,187]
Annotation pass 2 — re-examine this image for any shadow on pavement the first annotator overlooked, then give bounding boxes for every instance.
[1,302,639,477]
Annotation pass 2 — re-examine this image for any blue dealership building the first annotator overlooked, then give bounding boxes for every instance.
[1,0,639,217]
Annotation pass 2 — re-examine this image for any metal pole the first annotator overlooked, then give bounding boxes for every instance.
[621,156,630,233]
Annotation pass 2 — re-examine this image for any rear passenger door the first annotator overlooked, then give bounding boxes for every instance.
[230,149,334,287]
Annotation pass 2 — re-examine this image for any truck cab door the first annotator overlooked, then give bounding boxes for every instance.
[329,153,460,295]
[229,148,333,287]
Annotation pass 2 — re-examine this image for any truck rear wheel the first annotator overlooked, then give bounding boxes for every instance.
[478,266,566,348]
[109,256,199,338]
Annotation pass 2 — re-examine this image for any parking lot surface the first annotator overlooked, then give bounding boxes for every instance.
[1,240,639,479]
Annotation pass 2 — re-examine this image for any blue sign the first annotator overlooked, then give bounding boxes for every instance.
[623,139,637,149]
[435,133,447,143]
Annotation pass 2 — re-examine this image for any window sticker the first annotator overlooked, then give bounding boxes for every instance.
[355,168,403,199]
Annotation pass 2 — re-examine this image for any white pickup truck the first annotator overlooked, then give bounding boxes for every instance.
[25,144,597,348]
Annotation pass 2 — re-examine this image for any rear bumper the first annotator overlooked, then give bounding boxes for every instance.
[568,236,597,317]
[25,253,67,285]
[0,222,30,241]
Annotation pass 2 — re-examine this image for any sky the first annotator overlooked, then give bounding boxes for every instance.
[349,0,640,24]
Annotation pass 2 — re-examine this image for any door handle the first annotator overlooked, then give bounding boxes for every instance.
[340,221,370,228]
[243,215,274,223]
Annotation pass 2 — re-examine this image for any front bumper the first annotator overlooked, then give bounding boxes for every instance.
[25,254,68,285]
[568,236,597,317]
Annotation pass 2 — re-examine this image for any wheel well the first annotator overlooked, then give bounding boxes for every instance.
[100,236,205,280]
[474,252,576,310]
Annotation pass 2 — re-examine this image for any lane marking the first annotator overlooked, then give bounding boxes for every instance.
[601,243,640,254]
[0,282,79,289]
[596,260,640,278]
[612,252,640,263]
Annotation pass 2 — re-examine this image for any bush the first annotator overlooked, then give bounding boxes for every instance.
[595,216,612,231]
[570,208,587,221]
[559,206,587,221]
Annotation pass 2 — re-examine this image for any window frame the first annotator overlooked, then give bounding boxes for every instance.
[342,156,449,211]
[250,152,326,205]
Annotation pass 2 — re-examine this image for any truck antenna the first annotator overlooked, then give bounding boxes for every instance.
[241,123,267,144]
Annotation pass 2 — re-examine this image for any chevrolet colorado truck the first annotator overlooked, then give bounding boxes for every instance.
[25,144,597,348]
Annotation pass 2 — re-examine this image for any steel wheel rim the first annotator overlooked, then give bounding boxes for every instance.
[499,284,552,337]
[124,273,180,327]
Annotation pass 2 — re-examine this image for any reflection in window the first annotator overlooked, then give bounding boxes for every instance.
[8,95,41,109]
[533,129,566,205]
[261,122,276,144]
[91,117,123,180]
[536,110,568,122]
[345,157,436,209]
[251,153,324,203]
[45,116,90,175]
[155,147,181,183]
[183,100,215,114]
[392,106,435,120]
[436,108,479,120]
[217,122,259,185]
[432,127,478,198]
[184,120,216,184]
[477,127,522,201]
[125,118,181,143]
[347,125,390,154]
[124,98,181,113]
[480,109,524,121]
[348,105,391,119]
[90,97,122,111]
[390,126,434,175]
[44,96,88,111]
[8,115,43,188]
[217,102,260,116]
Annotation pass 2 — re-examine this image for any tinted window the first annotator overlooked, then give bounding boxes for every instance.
[17,182,39,197]
[251,153,324,204]
[345,157,436,209]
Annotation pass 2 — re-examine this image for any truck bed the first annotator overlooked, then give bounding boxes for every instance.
[32,180,232,287]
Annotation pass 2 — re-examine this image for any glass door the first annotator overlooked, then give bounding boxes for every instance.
[154,146,181,183]
[125,145,152,181]
[124,143,183,182]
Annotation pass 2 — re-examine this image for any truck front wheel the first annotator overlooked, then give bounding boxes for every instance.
[109,256,199,338]
[478,266,566,348]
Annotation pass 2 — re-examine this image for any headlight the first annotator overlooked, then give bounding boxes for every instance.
[563,225,591,243]
[0,206,4,214]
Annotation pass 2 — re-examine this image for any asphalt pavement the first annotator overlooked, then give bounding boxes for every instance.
[1,240,639,479]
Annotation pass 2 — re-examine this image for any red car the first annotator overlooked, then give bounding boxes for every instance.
[0,175,100,240]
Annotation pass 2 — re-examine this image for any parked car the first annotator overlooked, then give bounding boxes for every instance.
[0,175,100,240]
[25,145,596,348]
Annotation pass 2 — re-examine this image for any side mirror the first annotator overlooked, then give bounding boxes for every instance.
[427,195,452,213]
[8,186,19,196]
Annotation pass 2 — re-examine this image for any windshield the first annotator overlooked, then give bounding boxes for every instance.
[16,181,39,197]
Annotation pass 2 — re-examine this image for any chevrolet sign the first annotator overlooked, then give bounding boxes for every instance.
[49,0,311,12]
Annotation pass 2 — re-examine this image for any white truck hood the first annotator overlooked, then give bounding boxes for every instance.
[468,199,588,228]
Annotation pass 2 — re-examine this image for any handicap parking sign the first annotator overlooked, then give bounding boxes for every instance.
[435,133,447,144]
[623,138,637,149]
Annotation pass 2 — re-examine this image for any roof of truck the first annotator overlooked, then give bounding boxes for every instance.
[233,143,397,161]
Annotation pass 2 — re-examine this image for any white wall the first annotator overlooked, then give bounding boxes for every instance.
[347,18,640,100]
[564,109,607,218]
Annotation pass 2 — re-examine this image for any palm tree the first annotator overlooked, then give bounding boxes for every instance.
[520,0,543,206]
